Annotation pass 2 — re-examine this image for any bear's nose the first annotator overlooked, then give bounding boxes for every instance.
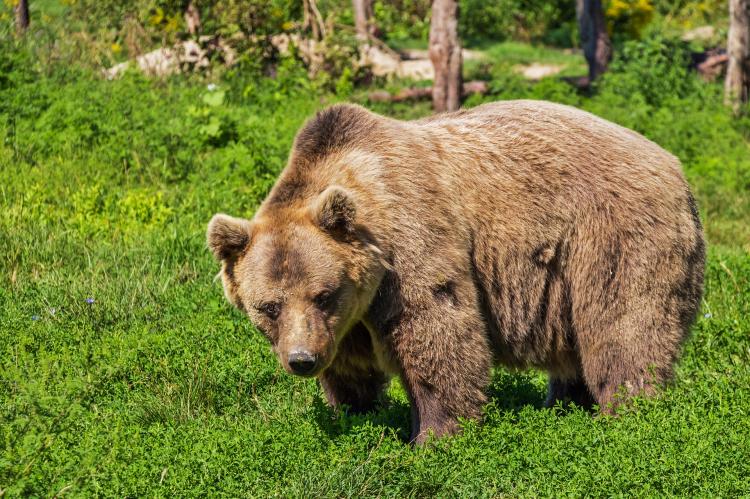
[288,350,318,375]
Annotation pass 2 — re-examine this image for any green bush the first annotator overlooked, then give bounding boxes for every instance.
[595,34,698,107]
[366,0,577,46]
[460,0,576,46]
[373,0,431,42]
[605,0,655,40]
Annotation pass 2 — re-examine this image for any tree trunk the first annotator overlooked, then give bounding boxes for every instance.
[429,0,462,112]
[576,0,611,82]
[725,0,750,111]
[15,0,30,34]
[184,1,201,36]
[303,0,326,41]
[353,0,376,41]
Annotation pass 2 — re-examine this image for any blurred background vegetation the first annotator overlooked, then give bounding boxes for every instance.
[0,0,733,76]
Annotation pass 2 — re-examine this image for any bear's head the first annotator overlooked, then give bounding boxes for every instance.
[207,186,387,377]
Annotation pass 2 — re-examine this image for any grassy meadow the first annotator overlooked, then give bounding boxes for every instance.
[2,11,750,497]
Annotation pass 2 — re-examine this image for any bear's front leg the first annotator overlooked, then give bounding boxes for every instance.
[318,322,388,414]
[389,295,493,444]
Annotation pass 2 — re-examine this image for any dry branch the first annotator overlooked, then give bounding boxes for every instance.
[697,52,729,81]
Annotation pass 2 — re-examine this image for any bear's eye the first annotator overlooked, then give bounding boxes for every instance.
[257,301,281,320]
[313,290,336,311]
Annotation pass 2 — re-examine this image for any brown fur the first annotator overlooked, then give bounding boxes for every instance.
[208,100,705,444]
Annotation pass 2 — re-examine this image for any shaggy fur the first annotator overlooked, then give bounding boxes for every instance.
[208,100,705,444]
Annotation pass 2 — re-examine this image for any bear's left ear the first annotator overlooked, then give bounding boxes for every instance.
[310,186,357,236]
[207,214,253,261]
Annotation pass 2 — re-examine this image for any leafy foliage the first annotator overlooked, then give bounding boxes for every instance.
[606,0,655,39]
[459,0,576,46]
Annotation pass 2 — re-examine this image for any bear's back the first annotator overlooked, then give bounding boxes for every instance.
[413,100,681,184]
[402,100,690,232]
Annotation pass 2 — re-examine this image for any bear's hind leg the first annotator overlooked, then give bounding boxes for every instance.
[570,231,694,413]
[577,319,675,414]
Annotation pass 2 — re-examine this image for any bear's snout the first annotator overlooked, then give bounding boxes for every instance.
[287,350,319,376]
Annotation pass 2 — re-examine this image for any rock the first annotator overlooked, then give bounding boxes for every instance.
[682,25,716,42]
[104,38,235,79]
[513,63,565,81]
[361,46,483,81]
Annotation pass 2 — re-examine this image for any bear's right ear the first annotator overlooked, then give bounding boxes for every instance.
[310,186,357,236]
[207,214,253,261]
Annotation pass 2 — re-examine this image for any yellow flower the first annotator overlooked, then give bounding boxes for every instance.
[605,0,654,37]
[111,43,122,54]
[149,7,164,26]
[165,14,180,33]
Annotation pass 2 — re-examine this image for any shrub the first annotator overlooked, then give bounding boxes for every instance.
[606,0,655,39]
[595,34,698,107]
[459,0,576,46]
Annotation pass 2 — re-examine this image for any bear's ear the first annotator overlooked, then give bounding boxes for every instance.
[310,186,357,236]
[207,214,253,261]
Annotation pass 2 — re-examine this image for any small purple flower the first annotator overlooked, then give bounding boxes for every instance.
[85,297,95,304]
[32,315,40,321]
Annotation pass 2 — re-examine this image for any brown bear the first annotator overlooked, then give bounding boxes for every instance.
[207,100,705,444]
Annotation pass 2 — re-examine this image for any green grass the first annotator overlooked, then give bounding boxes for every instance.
[385,38,588,81]
[1,37,750,496]
[476,40,587,75]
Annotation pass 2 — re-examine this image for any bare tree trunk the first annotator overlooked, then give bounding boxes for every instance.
[576,0,611,82]
[15,0,30,34]
[353,0,376,41]
[725,0,750,111]
[303,0,326,41]
[429,0,462,112]
[184,1,201,36]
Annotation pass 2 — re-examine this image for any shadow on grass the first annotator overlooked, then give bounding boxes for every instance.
[312,392,413,442]
[313,369,551,442]
[486,370,548,411]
